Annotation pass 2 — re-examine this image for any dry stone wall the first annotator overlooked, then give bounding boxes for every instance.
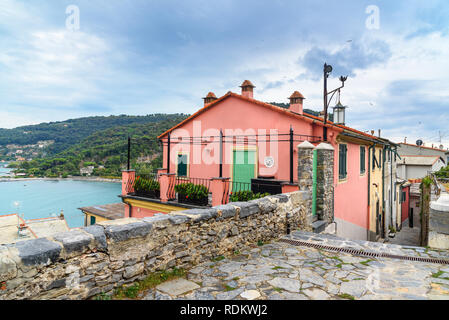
[0,191,311,300]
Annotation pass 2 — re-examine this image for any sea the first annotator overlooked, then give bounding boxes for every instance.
[0,178,122,228]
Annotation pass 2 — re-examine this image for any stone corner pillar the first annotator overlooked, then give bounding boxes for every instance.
[315,142,335,224]
[297,141,315,193]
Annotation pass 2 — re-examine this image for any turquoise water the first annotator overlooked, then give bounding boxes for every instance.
[0,163,13,175]
[0,180,122,228]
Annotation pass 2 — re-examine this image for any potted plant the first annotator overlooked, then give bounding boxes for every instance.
[175,182,209,206]
[133,176,160,199]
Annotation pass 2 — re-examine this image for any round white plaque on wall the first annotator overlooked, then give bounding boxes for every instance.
[264,156,275,168]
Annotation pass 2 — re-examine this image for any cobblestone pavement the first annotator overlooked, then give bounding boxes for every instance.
[141,232,449,300]
[385,211,421,247]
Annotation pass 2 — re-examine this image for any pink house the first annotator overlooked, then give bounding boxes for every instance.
[154,80,385,240]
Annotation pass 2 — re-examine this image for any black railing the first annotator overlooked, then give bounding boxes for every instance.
[222,180,283,204]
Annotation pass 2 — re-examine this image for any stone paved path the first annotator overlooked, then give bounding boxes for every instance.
[141,232,449,300]
[385,210,421,247]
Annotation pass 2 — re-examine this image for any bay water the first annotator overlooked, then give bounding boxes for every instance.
[0,179,122,228]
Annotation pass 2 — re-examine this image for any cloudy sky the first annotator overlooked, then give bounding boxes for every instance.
[1,0,448,147]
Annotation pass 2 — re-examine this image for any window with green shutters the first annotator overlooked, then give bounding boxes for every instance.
[177,154,188,177]
[339,144,347,180]
[360,146,366,174]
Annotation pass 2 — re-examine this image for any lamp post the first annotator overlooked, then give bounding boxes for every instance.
[323,63,348,141]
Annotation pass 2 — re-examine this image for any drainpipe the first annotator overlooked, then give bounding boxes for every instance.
[382,145,386,238]
[312,149,318,217]
[367,143,375,240]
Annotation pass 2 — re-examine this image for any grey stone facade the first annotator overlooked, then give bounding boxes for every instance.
[0,191,313,300]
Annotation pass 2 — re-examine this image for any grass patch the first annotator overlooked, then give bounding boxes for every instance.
[224,285,236,292]
[432,271,444,278]
[328,256,343,262]
[431,270,449,280]
[112,267,185,300]
[360,259,373,266]
[336,263,343,268]
[94,292,112,300]
[211,255,225,262]
[232,277,240,281]
[273,287,283,293]
[272,266,285,270]
[257,240,264,246]
[338,293,355,300]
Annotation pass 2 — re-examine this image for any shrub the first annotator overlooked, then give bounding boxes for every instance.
[133,176,160,193]
[229,190,270,202]
[174,182,209,200]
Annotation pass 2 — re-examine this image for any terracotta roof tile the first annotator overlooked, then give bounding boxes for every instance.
[240,80,255,88]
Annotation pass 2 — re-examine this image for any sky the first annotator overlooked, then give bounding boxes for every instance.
[1,0,449,147]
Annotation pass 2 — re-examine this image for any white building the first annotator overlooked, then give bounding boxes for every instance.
[397,155,445,180]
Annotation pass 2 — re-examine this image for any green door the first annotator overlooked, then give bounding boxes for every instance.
[233,150,256,184]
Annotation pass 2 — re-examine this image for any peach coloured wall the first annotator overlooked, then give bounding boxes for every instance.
[333,141,369,233]
[163,96,323,182]
[161,95,370,237]
[129,206,160,219]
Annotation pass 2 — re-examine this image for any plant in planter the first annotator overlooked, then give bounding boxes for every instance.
[133,176,160,199]
[175,182,209,206]
[229,190,270,202]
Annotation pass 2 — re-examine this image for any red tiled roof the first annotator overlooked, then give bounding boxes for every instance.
[158,91,381,142]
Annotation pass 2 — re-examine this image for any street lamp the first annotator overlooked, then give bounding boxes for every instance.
[332,90,347,125]
[323,63,348,140]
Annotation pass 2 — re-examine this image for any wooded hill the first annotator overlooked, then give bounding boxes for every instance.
[9,114,188,177]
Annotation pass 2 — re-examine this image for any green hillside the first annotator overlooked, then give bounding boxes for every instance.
[12,114,188,178]
[0,114,187,155]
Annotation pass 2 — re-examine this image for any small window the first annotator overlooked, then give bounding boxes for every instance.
[360,146,366,174]
[177,154,188,177]
[90,216,96,225]
[339,144,347,180]
[372,150,377,171]
[378,150,382,168]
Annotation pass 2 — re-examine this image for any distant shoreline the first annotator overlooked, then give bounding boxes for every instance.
[0,176,121,183]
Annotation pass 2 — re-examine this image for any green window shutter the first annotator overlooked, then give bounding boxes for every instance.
[360,146,365,174]
[90,216,96,225]
[177,154,188,176]
[339,144,347,179]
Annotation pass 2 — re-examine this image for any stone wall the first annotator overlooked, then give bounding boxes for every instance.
[0,191,311,300]
[428,187,449,249]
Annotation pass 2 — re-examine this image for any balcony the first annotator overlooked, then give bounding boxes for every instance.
[121,171,297,208]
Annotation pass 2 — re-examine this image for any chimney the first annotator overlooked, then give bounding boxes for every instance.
[288,91,305,115]
[203,92,217,106]
[319,111,329,121]
[240,80,255,99]
[378,129,381,137]
[371,130,375,136]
